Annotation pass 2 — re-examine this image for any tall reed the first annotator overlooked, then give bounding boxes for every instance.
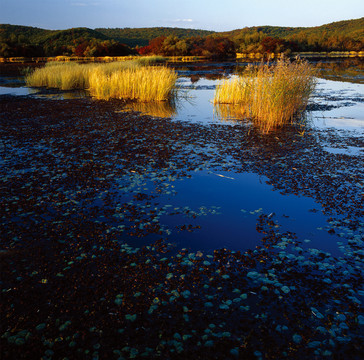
[26,62,134,90]
[214,57,317,132]
[88,66,177,101]
[25,60,177,102]
[26,62,91,90]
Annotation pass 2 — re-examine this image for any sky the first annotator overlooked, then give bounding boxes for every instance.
[1,0,363,31]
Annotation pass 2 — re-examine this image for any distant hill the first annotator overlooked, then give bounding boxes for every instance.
[221,18,364,40]
[0,25,135,57]
[220,26,305,39]
[0,25,110,45]
[44,27,110,43]
[0,24,215,55]
[0,18,363,58]
[96,27,215,47]
[0,24,51,43]
[215,18,364,53]
[296,18,364,41]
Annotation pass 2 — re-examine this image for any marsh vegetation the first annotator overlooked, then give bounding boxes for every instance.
[214,58,317,132]
[25,57,177,101]
[25,57,318,130]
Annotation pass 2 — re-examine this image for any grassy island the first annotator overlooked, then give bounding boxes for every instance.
[214,58,317,132]
[25,58,177,102]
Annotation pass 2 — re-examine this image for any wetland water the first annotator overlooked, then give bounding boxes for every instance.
[2,63,362,256]
[1,59,363,359]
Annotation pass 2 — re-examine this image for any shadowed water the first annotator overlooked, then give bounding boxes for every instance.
[1,59,363,360]
[1,60,363,257]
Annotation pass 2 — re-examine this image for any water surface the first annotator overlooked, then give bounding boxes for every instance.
[1,60,363,256]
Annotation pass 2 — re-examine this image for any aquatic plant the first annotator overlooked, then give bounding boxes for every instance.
[26,62,134,90]
[88,66,177,101]
[25,60,177,101]
[214,57,317,132]
[25,62,89,90]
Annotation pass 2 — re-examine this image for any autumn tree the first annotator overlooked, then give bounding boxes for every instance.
[260,37,285,53]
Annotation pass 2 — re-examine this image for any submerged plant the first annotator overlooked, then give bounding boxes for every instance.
[214,57,317,132]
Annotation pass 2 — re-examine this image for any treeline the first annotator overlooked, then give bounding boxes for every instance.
[1,18,363,59]
[138,18,363,57]
[223,18,364,54]
[0,26,136,57]
[95,27,214,47]
[136,33,362,58]
[228,30,363,54]
[137,35,235,58]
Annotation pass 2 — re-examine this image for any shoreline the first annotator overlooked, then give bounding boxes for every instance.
[1,51,364,64]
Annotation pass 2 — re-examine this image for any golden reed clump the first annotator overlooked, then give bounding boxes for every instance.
[25,59,177,102]
[214,57,317,132]
[88,66,177,102]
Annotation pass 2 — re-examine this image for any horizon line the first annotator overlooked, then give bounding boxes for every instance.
[1,17,362,33]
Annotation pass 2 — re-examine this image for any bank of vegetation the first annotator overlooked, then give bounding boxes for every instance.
[1,18,362,59]
[25,58,177,102]
[214,58,317,132]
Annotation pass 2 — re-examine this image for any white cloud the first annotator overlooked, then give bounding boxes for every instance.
[174,19,193,22]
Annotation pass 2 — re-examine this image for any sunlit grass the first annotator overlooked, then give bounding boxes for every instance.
[25,59,177,101]
[214,57,317,132]
[26,62,135,90]
[26,62,88,90]
[88,66,177,101]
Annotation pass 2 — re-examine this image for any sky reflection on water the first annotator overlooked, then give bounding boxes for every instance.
[150,170,338,255]
[1,61,363,256]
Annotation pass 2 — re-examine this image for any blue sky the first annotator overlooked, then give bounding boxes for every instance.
[1,0,363,31]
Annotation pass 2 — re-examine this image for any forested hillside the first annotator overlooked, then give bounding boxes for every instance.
[0,18,363,58]
[221,18,363,40]
[136,18,363,57]
[0,25,136,57]
[95,27,215,47]
[221,18,364,53]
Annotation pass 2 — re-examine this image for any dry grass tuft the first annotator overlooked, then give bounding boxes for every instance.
[88,66,177,102]
[214,57,317,132]
[25,59,177,102]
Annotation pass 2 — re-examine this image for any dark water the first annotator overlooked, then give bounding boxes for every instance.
[0,60,363,258]
[1,60,363,360]
[121,61,363,257]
